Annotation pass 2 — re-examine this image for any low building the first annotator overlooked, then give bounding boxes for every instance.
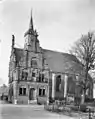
[0,84,8,100]
[8,12,93,104]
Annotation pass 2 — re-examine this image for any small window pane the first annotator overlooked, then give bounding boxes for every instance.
[43,89,45,96]
[19,88,22,95]
[39,88,42,96]
[23,88,26,95]
[42,74,44,82]
[32,72,35,77]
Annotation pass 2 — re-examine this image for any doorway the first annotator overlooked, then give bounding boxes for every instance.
[29,88,36,100]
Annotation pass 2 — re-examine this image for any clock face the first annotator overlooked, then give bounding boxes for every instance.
[25,36,28,45]
[25,36,32,46]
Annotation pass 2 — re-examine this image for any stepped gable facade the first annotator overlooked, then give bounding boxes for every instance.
[8,12,93,104]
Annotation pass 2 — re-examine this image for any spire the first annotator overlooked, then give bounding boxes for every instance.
[24,9,34,37]
[29,9,34,30]
[12,34,15,48]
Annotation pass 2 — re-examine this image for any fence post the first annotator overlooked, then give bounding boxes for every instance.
[89,108,92,119]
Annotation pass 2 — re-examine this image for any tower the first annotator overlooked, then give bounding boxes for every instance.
[24,11,40,53]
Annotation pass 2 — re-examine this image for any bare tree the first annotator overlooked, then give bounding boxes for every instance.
[70,32,95,103]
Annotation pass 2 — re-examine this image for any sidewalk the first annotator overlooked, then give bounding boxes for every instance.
[0,100,44,108]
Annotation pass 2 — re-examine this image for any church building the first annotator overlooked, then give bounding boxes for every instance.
[8,12,93,104]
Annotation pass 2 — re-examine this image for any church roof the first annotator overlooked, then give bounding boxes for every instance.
[43,49,85,76]
[13,47,92,80]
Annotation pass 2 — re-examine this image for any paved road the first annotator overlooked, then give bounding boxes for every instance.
[0,101,78,119]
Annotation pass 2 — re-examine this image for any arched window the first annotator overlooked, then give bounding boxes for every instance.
[56,75,61,92]
[67,76,75,94]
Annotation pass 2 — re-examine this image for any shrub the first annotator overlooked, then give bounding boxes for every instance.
[49,97,55,103]
[85,97,94,103]
[71,105,79,111]
[79,104,87,112]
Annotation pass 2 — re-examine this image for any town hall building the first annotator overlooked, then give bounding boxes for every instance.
[8,12,93,104]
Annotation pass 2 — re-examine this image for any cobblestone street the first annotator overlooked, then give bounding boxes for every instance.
[0,101,79,119]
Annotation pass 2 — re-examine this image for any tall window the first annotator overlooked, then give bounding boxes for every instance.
[22,72,28,80]
[32,72,35,77]
[39,73,41,82]
[43,89,45,95]
[19,88,22,95]
[31,59,37,67]
[39,88,46,96]
[19,87,26,96]
[25,72,28,80]
[23,88,26,95]
[67,76,75,94]
[39,88,42,96]
[42,74,44,82]
[56,75,61,92]
[39,73,44,82]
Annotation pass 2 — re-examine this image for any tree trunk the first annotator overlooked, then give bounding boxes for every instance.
[81,61,89,104]
[81,89,86,104]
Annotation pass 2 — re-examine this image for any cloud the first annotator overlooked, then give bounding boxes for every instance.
[0,77,6,86]
[2,0,95,30]
[1,0,65,26]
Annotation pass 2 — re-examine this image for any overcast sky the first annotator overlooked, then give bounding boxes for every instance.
[0,0,95,86]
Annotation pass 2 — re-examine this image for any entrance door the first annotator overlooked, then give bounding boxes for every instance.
[29,88,36,100]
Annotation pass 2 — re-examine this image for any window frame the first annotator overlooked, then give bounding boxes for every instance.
[56,75,61,92]
[31,59,37,68]
[39,88,46,97]
[19,87,27,96]
[22,71,28,80]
